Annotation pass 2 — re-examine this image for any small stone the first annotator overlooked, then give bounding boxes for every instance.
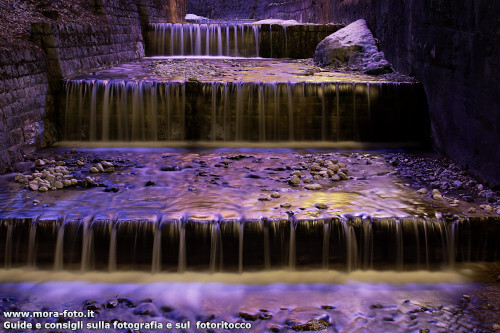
[71,179,78,185]
[289,175,301,187]
[313,175,320,180]
[101,161,114,168]
[328,164,339,172]
[77,160,85,166]
[70,148,77,154]
[432,193,444,201]
[467,207,477,213]
[89,167,99,173]
[56,161,65,166]
[105,299,118,308]
[104,167,115,173]
[477,184,484,191]
[53,181,64,189]
[371,304,383,309]
[331,174,340,181]
[337,171,348,180]
[305,184,322,190]
[432,189,441,195]
[96,163,105,172]
[280,202,292,208]
[338,163,346,168]
[271,192,280,198]
[417,188,428,194]
[145,181,156,186]
[462,295,471,302]
[33,200,40,205]
[29,184,39,191]
[35,159,45,167]
[484,205,493,213]
[258,196,271,201]
[291,171,302,178]
[38,186,48,192]
[62,179,72,187]
[315,203,328,209]
[238,312,259,321]
[303,177,312,183]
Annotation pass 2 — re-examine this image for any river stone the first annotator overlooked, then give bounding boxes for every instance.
[289,175,301,187]
[305,184,322,190]
[417,188,429,194]
[331,174,341,181]
[315,203,328,209]
[271,192,281,198]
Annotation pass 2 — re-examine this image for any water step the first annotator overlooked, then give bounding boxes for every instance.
[147,23,343,58]
[1,216,498,272]
[61,59,429,143]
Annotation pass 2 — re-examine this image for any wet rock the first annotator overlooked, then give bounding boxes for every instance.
[161,305,174,313]
[145,181,156,186]
[104,167,115,173]
[84,301,101,311]
[35,159,45,167]
[89,167,99,173]
[305,184,322,190]
[271,192,281,198]
[104,186,119,193]
[38,186,48,192]
[371,304,383,309]
[331,174,340,181]
[77,160,85,166]
[315,203,328,209]
[280,202,292,208]
[432,189,444,201]
[417,188,428,194]
[259,313,273,320]
[289,175,301,187]
[101,161,113,168]
[246,173,262,179]
[337,172,348,180]
[29,184,39,191]
[238,312,259,321]
[117,298,135,307]
[321,305,335,310]
[105,299,118,309]
[468,207,477,213]
[292,319,329,331]
[161,166,181,171]
[258,196,271,201]
[133,303,158,316]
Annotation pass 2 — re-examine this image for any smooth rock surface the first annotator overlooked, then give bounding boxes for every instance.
[313,19,393,74]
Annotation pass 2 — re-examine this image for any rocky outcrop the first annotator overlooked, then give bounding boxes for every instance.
[313,19,392,74]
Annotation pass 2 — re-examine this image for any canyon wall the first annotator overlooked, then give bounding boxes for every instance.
[326,0,500,186]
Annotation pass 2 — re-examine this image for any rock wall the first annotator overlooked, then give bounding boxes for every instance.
[187,0,327,22]
[0,48,51,172]
[326,0,500,187]
[0,0,186,173]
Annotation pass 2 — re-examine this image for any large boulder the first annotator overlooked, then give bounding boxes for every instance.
[313,19,393,75]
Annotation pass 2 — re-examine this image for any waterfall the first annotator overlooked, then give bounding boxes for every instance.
[62,80,427,143]
[149,23,261,57]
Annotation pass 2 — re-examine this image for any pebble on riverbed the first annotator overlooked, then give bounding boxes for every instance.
[14,163,78,192]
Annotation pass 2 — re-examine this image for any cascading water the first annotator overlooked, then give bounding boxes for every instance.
[62,79,426,143]
[149,23,261,57]
[1,217,497,273]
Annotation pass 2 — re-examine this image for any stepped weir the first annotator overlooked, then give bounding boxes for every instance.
[1,13,499,333]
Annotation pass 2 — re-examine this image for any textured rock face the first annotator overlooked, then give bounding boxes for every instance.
[313,19,392,74]
[325,0,500,187]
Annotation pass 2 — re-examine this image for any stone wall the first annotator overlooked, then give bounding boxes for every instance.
[0,47,51,172]
[0,0,186,173]
[326,0,500,187]
[187,0,327,22]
